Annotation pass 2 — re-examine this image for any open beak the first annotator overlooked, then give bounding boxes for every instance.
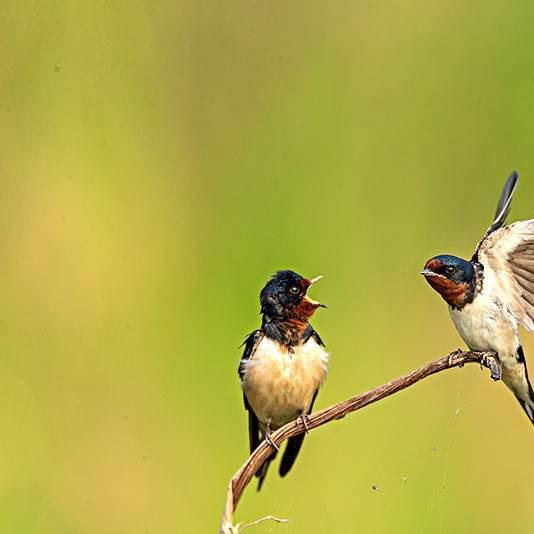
[305,275,327,308]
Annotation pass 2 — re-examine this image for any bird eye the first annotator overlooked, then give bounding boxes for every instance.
[445,265,456,275]
[289,286,299,294]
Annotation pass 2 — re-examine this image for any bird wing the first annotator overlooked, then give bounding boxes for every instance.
[238,330,264,453]
[306,327,326,347]
[472,171,519,261]
[478,219,534,332]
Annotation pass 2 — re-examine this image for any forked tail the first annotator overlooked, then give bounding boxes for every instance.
[506,346,534,425]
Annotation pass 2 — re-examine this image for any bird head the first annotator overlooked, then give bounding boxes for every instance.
[260,270,326,321]
[421,255,475,308]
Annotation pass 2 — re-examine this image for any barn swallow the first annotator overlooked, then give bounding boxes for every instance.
[238,270,328,489]
[422,171,534,425]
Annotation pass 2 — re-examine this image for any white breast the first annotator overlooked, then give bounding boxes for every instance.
[241,337,329,429]
[449,276,519,363]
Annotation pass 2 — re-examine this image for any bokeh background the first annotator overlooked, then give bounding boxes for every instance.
[1,1,534,532]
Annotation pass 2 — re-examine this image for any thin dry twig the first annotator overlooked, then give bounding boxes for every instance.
[240,515,289,531]
[219,349,499,533]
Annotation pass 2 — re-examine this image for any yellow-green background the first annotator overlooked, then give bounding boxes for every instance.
[1,2,534,533]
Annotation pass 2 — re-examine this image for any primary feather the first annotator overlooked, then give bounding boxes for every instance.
[473,171,519,260]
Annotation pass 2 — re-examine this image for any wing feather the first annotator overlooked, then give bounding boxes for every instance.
[522,292,534,308]
[472,171,519,260]
[514,277,534,296]
[238,330,263,382]
[478,220,534,332]
[238,330,264,454]
[511,265,534,283]
[490,170,519,233]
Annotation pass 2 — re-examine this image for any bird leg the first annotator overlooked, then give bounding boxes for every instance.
[480,352,502,381]
[264,420,279,451]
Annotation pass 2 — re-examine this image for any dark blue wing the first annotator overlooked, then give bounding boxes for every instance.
[238,330,263,381]
[303,324,325,347]
[239,330,264,454]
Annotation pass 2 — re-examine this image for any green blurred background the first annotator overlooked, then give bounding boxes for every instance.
[1,1,534,532]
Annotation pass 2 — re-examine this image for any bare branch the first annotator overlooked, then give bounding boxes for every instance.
[219,349,500,533]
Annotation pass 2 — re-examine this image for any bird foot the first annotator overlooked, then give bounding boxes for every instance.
[264,425,279,451]
[298,412,311,434]
[448,348,463,367]
[480,353,502,381]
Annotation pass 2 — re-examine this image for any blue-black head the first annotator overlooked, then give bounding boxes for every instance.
[260,270,325,321]
[421,255,476,308]
[422,255,474,283]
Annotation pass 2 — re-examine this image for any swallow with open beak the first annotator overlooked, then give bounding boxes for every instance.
[422,171,534,425]
[239,270,328,489]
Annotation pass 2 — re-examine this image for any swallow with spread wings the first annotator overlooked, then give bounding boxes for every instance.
[422,171,534,425]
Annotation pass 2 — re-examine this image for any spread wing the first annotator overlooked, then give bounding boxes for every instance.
[238,330,264,453]
[472,171,519,261]
[472,171,534,331]
[478,220,534,332]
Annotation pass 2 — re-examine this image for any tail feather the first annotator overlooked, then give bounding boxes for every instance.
[279,434,305,477]
[257,392,319,488]
[256,451,277,491]
[507,346,534,426]
[517,395,534,425]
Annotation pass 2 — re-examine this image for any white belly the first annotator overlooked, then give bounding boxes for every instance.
[449,286,519,369]
[241,336,329,429]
